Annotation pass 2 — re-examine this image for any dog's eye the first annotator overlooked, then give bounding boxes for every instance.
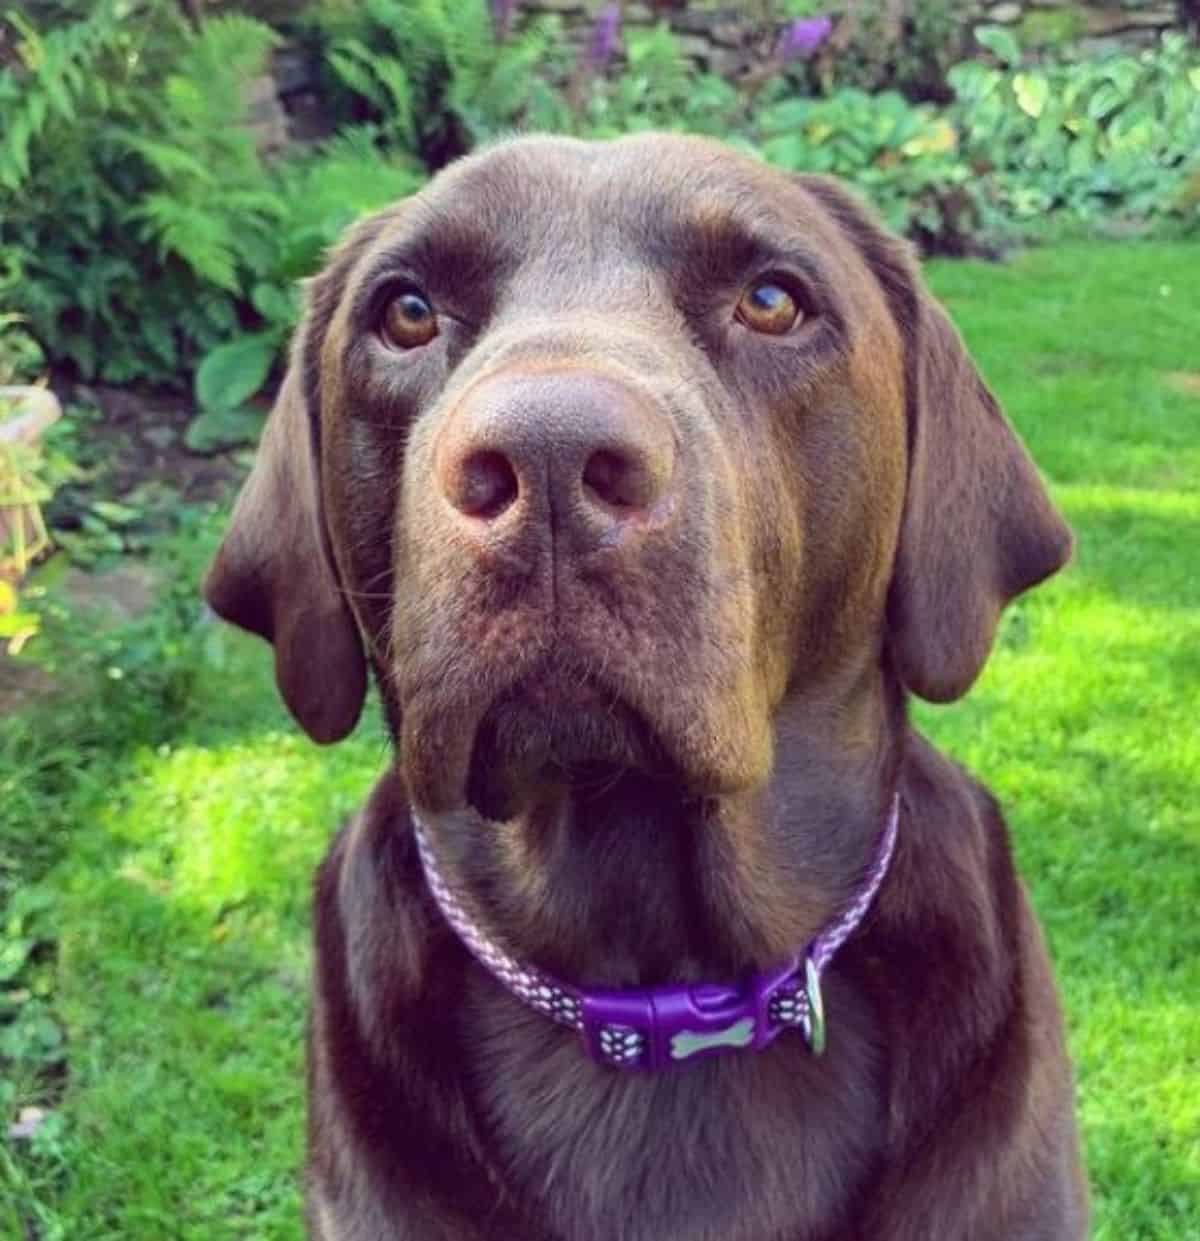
[381,291,439,349]
[735,282,802,336]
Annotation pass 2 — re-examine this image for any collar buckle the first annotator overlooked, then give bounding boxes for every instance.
[580,955,802,1070]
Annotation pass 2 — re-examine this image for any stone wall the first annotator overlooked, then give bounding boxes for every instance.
[528,0,1185,77]
[535,0,780,80]
[985,0,1181,57]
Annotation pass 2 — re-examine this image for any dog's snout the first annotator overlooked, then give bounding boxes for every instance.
[436,370,676,547]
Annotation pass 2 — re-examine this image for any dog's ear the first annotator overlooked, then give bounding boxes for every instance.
[888,296,1072,700]
[799,176,1073,702]
[203,362,365,742]
[203,218,388,742]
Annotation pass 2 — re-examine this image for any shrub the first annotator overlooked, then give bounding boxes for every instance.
[309,0,570,163]
[569,20,746,141]
[1,1,423,423]
[950,30,1200,232]
[0,3,280,385]
[755,88,972,246]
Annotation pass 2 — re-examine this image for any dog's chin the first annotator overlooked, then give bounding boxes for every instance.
[463,688,662,821]
[397,659,664,817]
[398,648,770,816]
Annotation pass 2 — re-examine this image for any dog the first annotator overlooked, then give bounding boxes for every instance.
[204,133,1087,1240]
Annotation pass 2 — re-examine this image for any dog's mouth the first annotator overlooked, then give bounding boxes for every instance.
[463,660,665,820]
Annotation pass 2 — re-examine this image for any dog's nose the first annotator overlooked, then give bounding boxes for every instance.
[436,370,676,548]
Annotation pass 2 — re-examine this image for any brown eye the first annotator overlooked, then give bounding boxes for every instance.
[382,290,438,349]
[736,281,802,335]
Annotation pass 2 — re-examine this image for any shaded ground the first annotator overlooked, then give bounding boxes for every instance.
[49,382,247,519]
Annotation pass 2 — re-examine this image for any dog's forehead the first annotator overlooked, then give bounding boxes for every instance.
[391,135,844,280]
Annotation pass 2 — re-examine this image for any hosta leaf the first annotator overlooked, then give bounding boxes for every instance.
[1014,73,1049,120]
[975,25,1021,67]
[1088,83,1125,122]
[194,331,279,413]
[184,406,267,455]
[251,282,298,328]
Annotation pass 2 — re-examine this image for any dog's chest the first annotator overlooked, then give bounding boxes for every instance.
[464,980,884,1241]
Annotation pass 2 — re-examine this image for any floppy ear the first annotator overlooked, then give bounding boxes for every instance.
[203,358,366,743]
[888,297,1072,700]
[205,211,403,739]
[799,176,1073,702]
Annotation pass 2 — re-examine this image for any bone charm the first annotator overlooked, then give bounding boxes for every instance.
[670,1017,756,1060]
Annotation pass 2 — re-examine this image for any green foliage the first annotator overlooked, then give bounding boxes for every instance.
[312,0,568,156]
[756,89,968,241]
[0,2,279,386]
[787,0,973,101]
[0,315,44,389]
[949,32,1200,231]
[123,15,282,293]
[1,0,422,408]
[2,0,1199,397]
[573,22,745,140]
[34,398,164,569]
[195,334,278,416]
[757,30,1200,252]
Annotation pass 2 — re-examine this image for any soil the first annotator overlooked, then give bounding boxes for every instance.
[64,382,249,508]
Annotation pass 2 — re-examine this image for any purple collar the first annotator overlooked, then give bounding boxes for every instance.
[413,795,899,1071]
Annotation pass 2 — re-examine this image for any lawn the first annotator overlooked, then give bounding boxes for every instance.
[2,239,1198,1239]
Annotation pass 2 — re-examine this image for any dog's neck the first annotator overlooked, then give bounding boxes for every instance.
[409,668,904,987]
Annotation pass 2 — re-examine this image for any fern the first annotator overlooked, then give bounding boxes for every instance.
[327,36,418,147]
[112,134,217,185]
[0,4,136,189]
[451,15,566,143]
[177,13,277,92]
[0,2,284,384]
[313,0,562,158]
[132,196,241,291]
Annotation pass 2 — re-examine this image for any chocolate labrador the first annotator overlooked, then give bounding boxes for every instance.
[204,133,1087,1240]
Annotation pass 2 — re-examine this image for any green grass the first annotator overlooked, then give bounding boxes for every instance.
[2,240,1198,1238]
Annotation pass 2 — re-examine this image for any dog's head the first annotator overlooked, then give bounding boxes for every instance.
[205,134,1070,817]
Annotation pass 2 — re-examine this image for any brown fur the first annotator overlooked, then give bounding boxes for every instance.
[205,134,1086,1240]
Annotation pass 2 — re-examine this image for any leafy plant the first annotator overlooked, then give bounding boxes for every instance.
[780,0,975,102]
[311,0,568,160]
[949,31,1200,231]
[572,21,745,140]
[757,28,1200,251]
[0,315,44,389]
[756,88,972,243]
[0,2,280,386]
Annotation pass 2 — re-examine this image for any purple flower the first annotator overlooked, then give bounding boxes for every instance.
[491,0,519,40]
[588,4,622,72]
[775,14,833,62]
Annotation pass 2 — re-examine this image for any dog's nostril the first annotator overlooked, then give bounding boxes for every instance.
[455,450,518,519]
[582,449,655,512]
